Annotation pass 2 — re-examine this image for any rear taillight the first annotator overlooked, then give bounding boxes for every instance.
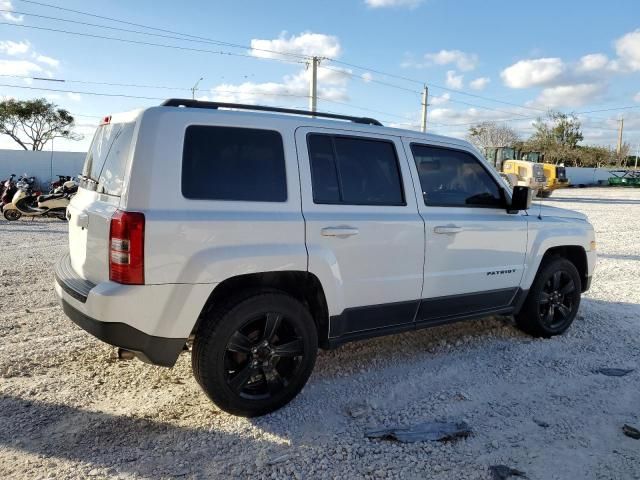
[109,210,145,285]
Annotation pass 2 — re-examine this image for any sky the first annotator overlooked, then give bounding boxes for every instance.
[0,0,639,152]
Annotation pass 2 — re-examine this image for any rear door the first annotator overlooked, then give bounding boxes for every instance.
[403,140,528,322]
[296,127,424,338]
[68,118,137,283]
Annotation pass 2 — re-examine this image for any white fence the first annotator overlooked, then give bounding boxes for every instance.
[0,149,86,189]
[565,167,615,186]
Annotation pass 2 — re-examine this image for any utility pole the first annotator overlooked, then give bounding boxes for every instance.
[191,77,203,100]
[309,56,319,113]
[617,117,624,155]
[635,143,639,170]
[420,85,429,133]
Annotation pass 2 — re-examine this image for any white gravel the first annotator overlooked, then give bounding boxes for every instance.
[1,187,639,480]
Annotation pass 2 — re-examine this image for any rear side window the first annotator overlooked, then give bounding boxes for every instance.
[182,126,287,202]
[82,122,135,196]
[410,144,503,208]
[308,134,404,206]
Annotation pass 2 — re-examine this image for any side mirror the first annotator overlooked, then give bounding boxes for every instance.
[507,186,532,213]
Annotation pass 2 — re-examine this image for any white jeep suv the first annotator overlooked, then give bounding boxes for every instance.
[55,100,596,417]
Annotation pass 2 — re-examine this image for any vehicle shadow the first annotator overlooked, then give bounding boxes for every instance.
[0,395,279,478]
[547,196,640,205]
[596,253,640,261]
[0,228,68,235]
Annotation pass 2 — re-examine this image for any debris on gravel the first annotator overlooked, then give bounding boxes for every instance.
[488,464,527,479]
[595,367,635,377]
[366,420,472,443]
[622,424,640,440]
[1,187,640,479]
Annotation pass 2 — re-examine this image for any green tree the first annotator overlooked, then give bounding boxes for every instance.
[0,98,80,150]
[527,111,584,166]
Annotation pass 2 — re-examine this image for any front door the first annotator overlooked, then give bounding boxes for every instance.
[403,140,528,323]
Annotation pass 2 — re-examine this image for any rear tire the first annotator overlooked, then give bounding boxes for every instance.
[192,291,318,417]
[515,257,581,337]
[3,209,21,221]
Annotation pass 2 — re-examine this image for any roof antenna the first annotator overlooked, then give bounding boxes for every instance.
[537,187,543,220]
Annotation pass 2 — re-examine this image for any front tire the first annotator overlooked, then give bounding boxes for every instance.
[3,209,21,221]
[192,291,318,417]
[515,257,581,337]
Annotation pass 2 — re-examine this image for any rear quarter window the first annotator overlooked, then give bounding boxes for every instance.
[182,125,287,202]
[82,122,135,196]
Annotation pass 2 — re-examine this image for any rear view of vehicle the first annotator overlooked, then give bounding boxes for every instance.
[55,111,190,366]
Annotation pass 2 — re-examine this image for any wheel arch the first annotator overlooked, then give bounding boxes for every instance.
[541,245,588,292]
[195,271,330,348]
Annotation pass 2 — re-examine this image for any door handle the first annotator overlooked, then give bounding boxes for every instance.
[434,225,462,234]
[321,226,359,238]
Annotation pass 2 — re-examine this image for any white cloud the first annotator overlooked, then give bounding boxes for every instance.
[364,0,423,8]
[469,77,490,90]
[615,29,640,71]
[530,83,605,109]
[67,92,82,102]
[0,59,42,76]
[210,32,352,106]
[423,49,478,71]
[0,40,29,55]
[361,72,373,83]
[577,53,610,72]
[430,93,450,105]
[403,49,478,71]
[501,58,565,88]
[208,66,349,105]
[250,32,341,60]
[0,0,23,22]
[34,54,60,68]
[445,70,463,89]
[634,92,640,103]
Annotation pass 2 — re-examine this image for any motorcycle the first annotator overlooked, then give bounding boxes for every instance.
[0,174,17,211]
[50,175,72,192]
[3,176,78,221]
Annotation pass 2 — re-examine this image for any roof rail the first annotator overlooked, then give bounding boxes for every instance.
[160,99,383,126]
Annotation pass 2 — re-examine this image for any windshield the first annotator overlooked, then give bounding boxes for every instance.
[81,122,135,196]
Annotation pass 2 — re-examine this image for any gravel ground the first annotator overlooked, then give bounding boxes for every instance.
[1,187,639,480]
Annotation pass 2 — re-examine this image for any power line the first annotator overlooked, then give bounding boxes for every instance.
[320,65,532,119]
[325,59,547,113]
[12,0,307,60]
[0,8,310,63]
[0,22,306,65]
[0,74,313,99]
[11,0,585,119]
[8,2,560,118]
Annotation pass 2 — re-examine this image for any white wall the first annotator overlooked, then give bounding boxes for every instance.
[565,167,614,186]
[0,149,86,189]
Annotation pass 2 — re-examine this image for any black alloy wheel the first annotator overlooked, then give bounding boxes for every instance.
[538,270,578,330]
[192,291,318,417]
[515,257,582,337]
[224,311,305,399]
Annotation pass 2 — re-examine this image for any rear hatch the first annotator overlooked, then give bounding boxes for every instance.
[67,115,138,283]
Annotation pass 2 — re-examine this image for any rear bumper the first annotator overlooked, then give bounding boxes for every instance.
[54,254,212,367]
[59,297,186,367]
